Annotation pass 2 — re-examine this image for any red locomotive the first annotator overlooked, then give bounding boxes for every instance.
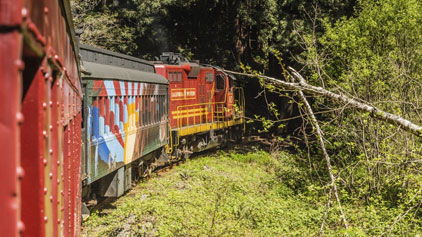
[154,53,245,159]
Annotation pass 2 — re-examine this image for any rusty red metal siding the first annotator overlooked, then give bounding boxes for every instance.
[0,0,24,236]
[0,31,24,237]
[1,0,82,236]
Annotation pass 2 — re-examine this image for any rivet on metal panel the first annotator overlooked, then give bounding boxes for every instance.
[61,207,64,211]
[57,179,60,184]
[49,149,53,155]
[44,216,48,223]
[49,172,53,179]
[43,130,48,138]
[61,191,64,196]
[50,196,53,202]
[15,60,25,71]
[43,159,47,166]
[16,112,24,125]
[57,160,60,165]
[17,221,25,234]
[21,8,28,19]
[44,7,49,14]
[57,219,60,224]
[49,101,53,107]
[54,55,59,60]
[63,67,67,72]
[43,102,47,110]
[16,167,24,180]
[49,125,53,130]
[44,188,47,194]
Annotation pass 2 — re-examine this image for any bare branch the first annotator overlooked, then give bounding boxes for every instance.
[293,70,349,232]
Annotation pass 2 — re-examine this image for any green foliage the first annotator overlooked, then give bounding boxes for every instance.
[299,0,422,211]
[82,151,422,236]
[71,0,137,54]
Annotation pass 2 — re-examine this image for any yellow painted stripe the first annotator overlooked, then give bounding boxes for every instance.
[171,108,208,115]
[173,112,208,119]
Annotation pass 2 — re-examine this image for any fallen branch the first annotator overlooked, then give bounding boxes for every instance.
[223,69,422,137]
[292,70,349,233]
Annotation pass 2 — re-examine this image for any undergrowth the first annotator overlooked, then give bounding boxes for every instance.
[82,150,422,236]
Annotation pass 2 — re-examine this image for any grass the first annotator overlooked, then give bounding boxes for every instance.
[82,149,422,236]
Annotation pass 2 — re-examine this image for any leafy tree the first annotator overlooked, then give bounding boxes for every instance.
[302,0,422,206]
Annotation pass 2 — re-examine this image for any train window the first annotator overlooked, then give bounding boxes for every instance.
[158,95,161,121]
[153,95,156,124]
[99,97,104,137]
[109,97,114,134]
[105,97,110,135]
[140,96,143,126]
[146,95,149,125]
[162,95,165,119]
[128,96,132,129]
[150,95,153,124]
[154,95,157,123]
[147,95,150,125]
[206,72,213,82]
[168,71,182,82]
[136,95,140,128]
[119,97,123,132]
[160,95,163,120]
[216,74,225,90]
[142,95,146,126]
[157,96,160,121]
[114,97,118,133]
[156,95,159,123]
[151,95,154,124]
[168,72,173,82]
[131,96,135,128]
[103,97,107,135]
[123,96,128,129]
[92,97,98,139]
[164,95,166,118]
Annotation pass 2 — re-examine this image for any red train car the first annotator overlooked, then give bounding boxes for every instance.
[0,0,82,236]
[154,53,245,159]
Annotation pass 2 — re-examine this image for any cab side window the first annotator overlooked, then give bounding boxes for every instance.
[216,74,225,90]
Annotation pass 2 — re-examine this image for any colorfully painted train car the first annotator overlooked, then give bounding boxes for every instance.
[79,45,169,200]
[154,53,245,159]
[0,0,82,236]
